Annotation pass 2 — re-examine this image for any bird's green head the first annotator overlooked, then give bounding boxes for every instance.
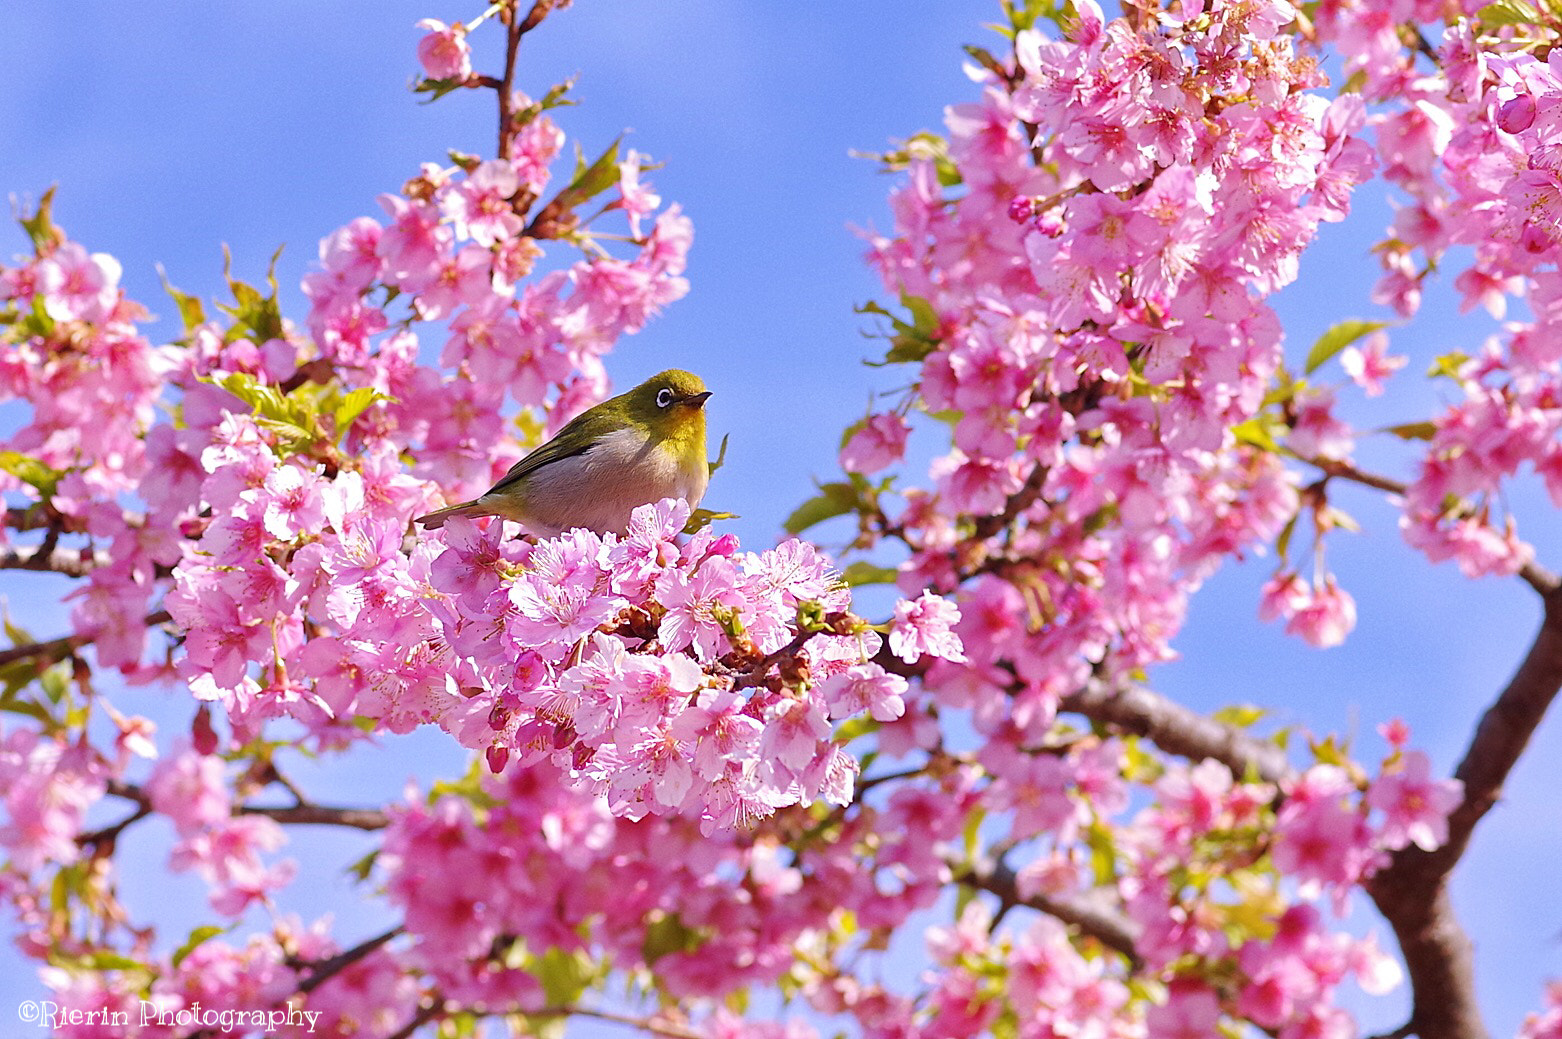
[620,369,711,438]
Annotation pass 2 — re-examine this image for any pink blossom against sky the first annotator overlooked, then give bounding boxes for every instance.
[1,2,1560,1035]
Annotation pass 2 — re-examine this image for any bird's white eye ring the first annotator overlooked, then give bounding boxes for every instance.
[656,387,675,408]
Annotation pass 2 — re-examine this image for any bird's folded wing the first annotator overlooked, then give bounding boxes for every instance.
[485,421,603,495]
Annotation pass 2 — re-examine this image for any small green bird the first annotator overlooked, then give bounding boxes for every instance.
[414,369,712,537]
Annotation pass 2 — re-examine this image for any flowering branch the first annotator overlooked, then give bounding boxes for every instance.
[241,803,391,830]
[956,857,1142,964]
[1060,678,1294,785]
[731,630,816,690]
[0,544,107,577]
[0,609,171,668]
[496,0,560,160]
[531,1005,705,1039]
[106,779,391,831]
[1366,582,1562,1039]
[387,998,445,1039]
[296,926,403,994]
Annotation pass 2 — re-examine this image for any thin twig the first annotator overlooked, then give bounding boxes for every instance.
[0,545,107,578]
[241,804,390,830]
[1364,581,1562,1039]
[386,998,445,1039]
[1060,677,1294,785]
[531,1006,705,1039]
[732,630,814,690]
[496,3,523,160]
[0,609,172,669]
[1307,456,1407,495]
[956,858,1142,965]
[108,779,391,831]
[77,804,152,850]
[298,927,403,994]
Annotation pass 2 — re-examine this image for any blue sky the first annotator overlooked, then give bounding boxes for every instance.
[2,2,1559,1036]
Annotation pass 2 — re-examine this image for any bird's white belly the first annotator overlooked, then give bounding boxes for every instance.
[487,427,707,537]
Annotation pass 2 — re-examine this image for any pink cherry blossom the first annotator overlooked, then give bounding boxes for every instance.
[1367,749,1463,852]
[415,18,472,81]
[1339,331,1407,397]
[888,590,966,664]
[840,412,910,474]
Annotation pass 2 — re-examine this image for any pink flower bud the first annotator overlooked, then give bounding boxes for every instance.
[415,18,472,82]
[1496,94,1537,134]
[191,706,219,756]
[485,744,509,774]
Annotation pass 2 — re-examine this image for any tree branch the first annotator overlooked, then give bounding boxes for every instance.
[298,926,402,994]
[0,609,172,669]
[387,998,445,1039]
[1060,677,1294,785]
[957,858,1142,965]
[1308,456,1407,495]
[108,779,390,831]
[0,544,108,577]
[531,1005,705,1039]
[241,803,390,830]
[1365,582,1562,1039]
[732,630,814,690]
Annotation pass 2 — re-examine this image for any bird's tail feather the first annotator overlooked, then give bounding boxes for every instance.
[413,500,485,530]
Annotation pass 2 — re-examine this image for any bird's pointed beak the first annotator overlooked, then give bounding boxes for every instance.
[682,390,712,409]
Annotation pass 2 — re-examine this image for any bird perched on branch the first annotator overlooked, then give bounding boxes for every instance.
[414,369,711,538]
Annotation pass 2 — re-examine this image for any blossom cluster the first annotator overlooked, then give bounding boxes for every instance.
[1303,6,1562,576]
[853,0,1367,723]
[0,1,1526,1037]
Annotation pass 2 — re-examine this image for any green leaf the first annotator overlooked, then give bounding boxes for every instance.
[1427,351,1470,379]
[1084,818,1118,885]
[568,136,626,204]
[962,806,986,859]
[1479,0,1542,24]
[840,561,898,587]
[332,387,391,443]
[0,692,53,727]
[171,925,226,969]
[157,265,206,332]
[1003,0,1060,31]
[1318,504,1361,534]
[1380,420,1437,441]
[217,246,286,343]
[642,911,703,965]
[532,946,596,1007]
[0,451,64,499]
[1230,417,1281,453]
[39,663,69,704]
[683,508,739,536]
[1212,705,1268,729]
[833,715,880,744]
[1309,734,1348,766]
[19,186,60,252]
[6,295,56,342]
[1274,513,1298,563]
[860,293,944,366]
[78,951,148,972]
[344,849,379,882]
[962,44,1008,81]
[1,603,34,649]
[1304,319,1390,375]
[509,79,578,135]
[708,432,731,477]
[214,372,323,457]
[782,482,859,535]
[413,76,469,104]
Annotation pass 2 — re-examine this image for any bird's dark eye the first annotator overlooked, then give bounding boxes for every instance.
[655,387,675,408]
